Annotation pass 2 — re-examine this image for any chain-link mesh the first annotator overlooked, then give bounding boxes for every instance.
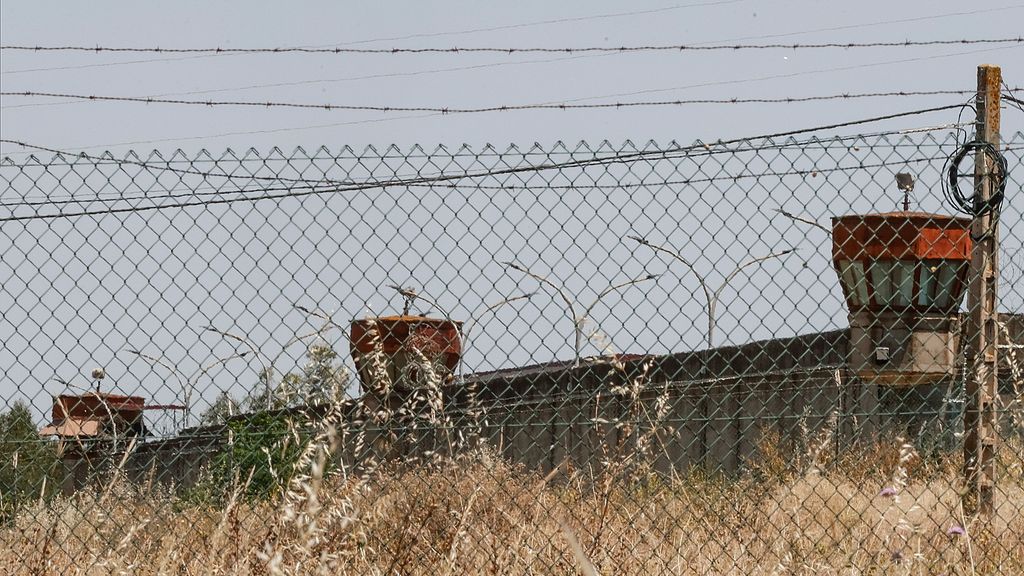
[1,131,1022,573]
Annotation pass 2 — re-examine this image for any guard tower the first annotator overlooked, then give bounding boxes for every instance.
[350,315,462,408]
[832,199,972,385]
[39,391,148,494]
[39,368,186,495]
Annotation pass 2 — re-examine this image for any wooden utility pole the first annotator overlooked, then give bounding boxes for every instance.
[963,64,1000,516]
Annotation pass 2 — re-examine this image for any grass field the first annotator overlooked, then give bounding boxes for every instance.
[6,336,1022,574]
[4,436,1023,575]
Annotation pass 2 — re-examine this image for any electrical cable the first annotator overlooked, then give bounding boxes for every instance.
[944,141,1008,217]
[0,139,351,185]
[0,153,966,210]
[678,5,1024,45]
[0,53,608,111]
[280,0,747,48]
[0,112,442,157]
[544,46,1024,106]
[0,121,976,164]
[0,121,971,176]
[940,84,1009,220]
[0,114,970,200]
[3,38,1021,55]
[1003,81,1024,113]
[0,103,973,221]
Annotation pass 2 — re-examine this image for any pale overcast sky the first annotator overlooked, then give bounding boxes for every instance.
[2,1,1022,155]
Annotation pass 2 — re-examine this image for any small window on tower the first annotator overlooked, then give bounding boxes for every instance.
[870,260,894,306]
[918,263,937,306]
[934,260,966,309]
[893,261,915,307]
[839,260,869,307]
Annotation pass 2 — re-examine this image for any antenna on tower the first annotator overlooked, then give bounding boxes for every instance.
[388,284,419,316]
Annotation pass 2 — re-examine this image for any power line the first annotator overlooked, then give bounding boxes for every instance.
[3,38,1020,56]
[0,53,234,76]
[0,123,969,207]
[0,117,968,194]
[0,53,608,111]
[692,5,1024,45]
[0,89,986,115]
[1,148,983,210]
[0,122,968,172]
[0,155,944,212]
[0,112,440,157]
[324,0,744,47]
[0,103,970,222]
[547,45,1024,105]
[0,139,335,185]
[0,151,986,219]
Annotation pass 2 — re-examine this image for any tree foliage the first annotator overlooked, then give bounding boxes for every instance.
[240,343,349,413]
[194,412,305,502]
[1,402,60,522]
[190,344,348,502]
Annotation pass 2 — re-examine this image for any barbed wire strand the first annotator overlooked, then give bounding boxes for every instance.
[0,53,610,111]
[2,46,1015,154]
[4,6,1019,76]
[2,44,1013,140]
[0,89,990,115]
[3,38,1021,55]
[548,47,1024,107]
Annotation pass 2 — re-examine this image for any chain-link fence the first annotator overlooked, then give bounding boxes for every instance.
[1,129,1022,574]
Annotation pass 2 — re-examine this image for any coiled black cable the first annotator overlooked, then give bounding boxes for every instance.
[943,140,1007,217]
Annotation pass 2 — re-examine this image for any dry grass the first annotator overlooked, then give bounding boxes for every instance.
[3,441,1023,576]
[7,325,1022,575]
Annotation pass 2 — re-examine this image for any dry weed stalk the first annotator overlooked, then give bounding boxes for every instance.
[7,312,1024,574]
[583,324,670,561]
[406,346,454,460]
[4,438,1024,574]
[999,321,1024,435]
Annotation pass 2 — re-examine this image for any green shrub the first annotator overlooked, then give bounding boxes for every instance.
[191,411,308,503]
[0,402,60,522]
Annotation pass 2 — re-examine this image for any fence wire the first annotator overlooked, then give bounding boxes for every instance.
[1,130,1023,574]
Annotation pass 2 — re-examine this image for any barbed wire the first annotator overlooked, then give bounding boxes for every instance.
[2,49,1012,153]
[0,90,987,115]
[0,53,610,110]
[3,38,1021,55]
[3,6,1018,77]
